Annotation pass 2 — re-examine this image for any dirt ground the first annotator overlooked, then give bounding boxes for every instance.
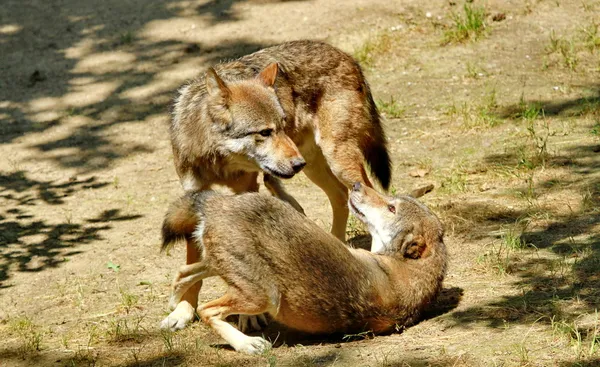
[1,0,599,366]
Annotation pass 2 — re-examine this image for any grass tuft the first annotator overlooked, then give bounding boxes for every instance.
[376,96,405,118]
[443,3,487,44]
[10,317,43,358]
[354,33,392,68]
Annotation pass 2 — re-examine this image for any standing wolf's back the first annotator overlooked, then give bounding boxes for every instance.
[176,40,391,190]
[232,40,391,190]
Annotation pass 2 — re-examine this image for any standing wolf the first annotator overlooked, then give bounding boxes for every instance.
[168,40,391,329]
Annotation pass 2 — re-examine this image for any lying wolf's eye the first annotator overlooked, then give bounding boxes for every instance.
[258,129,273,137]
[388,204,396,214]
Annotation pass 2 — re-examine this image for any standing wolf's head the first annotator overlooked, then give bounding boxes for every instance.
[203,63,305,178]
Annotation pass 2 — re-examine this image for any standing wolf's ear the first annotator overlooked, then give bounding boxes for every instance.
[257,63,279,87]
[206,68,230,99]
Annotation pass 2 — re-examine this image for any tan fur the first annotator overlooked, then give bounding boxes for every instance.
[160,185,447,354]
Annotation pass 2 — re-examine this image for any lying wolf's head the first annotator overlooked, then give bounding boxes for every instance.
[204,63,305,178]
[348,183,444,256]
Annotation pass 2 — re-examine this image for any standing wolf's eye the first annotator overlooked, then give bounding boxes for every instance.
[388,204,396,214]
[259,129,273,137]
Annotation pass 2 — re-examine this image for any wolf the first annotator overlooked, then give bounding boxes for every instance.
[169,40,392,327]
[159,183,447,353]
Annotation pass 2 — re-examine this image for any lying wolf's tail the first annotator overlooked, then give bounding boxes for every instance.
[161,193,201,253]
[363,81,392,191]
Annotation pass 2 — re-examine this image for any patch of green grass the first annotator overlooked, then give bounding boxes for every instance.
[443,3,487,44]
[580,21,600,52]
[477,242,513,276]
[346,215,368,238]
[119,287,139,314]
[512,343,530,365]
[591,120,600,136]
[511,98,552,170]
[161,328,176,353]
[516,98,543,121]
[440,168,468,194]
[449,90,501,129]
[119,31,134,45]
[354,33,392,68]
[465,62,488,78]
[10,317,43,357]
[107,314,146,343]
[417,157,434,172]
[376,96,405,118]
[501,225,529,250]
[342,330,373,341]
[581,1,597,12]
[550,317,589,359]
[525,118,551,169]
[546,29,579,70]
[70,326,100,367]
[581,183,600,213]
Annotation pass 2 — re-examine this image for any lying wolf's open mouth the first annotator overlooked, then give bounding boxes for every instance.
[349,199,366,220]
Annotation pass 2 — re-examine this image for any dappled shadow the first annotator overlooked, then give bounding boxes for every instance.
[495,85,600,119]
[559,359,600,367]
[196,0,310,24]
[122,354,185,367]
[0,170,108,206]
[421,286,464,320]
[442,140,600,330]
[0,347,185,367]
[0,0,282,173]
[0,170,141,288]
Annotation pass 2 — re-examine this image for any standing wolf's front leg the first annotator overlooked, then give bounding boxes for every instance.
[160,238,203,331]
[263,174,305,215]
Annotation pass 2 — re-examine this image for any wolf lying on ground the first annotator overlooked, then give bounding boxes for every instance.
[168,40,392,328]
[160,183,447,354]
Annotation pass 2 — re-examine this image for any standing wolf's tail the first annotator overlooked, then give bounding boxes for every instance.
[364,135,392,191]
[362,80,392,191]
[161,194,199,252]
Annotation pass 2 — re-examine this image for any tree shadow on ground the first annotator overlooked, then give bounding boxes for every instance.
[0,170,141,289]
[0,347,185,367]
[196,0,310,25]
[439,138,600,330]
[0,0,298,173]
[494,85,600,120]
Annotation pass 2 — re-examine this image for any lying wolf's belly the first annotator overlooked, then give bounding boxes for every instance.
[273,294,396,335]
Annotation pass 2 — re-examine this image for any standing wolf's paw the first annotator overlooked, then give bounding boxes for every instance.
[238,314,269,333]
[235,336,272,355]
[160,301,195,331]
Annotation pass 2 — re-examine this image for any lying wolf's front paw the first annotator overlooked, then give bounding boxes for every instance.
[238,314,269,333]
[160,302,195,331]
[235,336,271,355]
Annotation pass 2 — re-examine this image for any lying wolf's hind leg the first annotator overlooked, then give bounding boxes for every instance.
[200,290,273,355]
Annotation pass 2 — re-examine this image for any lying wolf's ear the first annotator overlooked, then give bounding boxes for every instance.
[401,234,430,259]
[409,184,434,198]
[257,63,279,87]
[206,68,230,99]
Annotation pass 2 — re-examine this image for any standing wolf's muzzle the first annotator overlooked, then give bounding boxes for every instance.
[291,158,306,173]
